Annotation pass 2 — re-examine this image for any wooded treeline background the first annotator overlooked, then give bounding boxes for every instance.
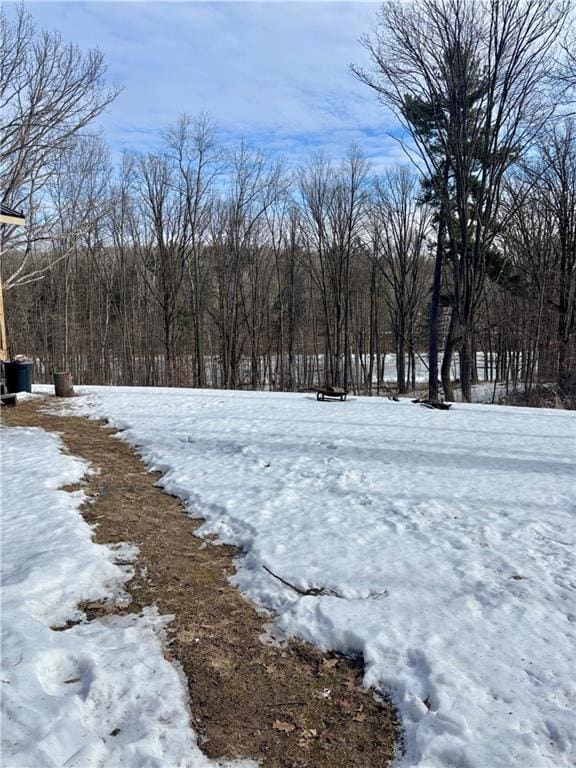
[2,1,575,404]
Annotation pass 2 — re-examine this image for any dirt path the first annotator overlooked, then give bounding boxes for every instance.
[2,399,400,767]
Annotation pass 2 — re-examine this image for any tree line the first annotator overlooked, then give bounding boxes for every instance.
[1,1,575,404]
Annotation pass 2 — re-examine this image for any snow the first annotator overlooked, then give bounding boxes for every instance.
[51,387,576,768]
[0,425,254,768]
[36,385,576,768]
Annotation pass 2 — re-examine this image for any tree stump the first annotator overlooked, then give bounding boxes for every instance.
[54,371,75,398]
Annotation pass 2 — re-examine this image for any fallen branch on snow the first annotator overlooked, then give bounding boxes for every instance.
[263,564,343,597]
[263,565,389,600]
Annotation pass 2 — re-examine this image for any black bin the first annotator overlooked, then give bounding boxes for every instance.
[3,360,33,393]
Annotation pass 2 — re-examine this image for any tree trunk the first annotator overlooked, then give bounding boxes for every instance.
[441,307,458,401]
[428,167,447,401]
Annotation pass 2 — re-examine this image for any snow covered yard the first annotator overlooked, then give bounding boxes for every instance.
[55,385,576,768]
[0,424,252,768]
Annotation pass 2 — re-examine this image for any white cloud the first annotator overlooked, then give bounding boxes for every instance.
[21,1,407,167]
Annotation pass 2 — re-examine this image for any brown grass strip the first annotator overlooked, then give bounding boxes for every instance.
[2,398,400,767]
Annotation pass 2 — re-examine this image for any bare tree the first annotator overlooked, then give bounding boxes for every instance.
[0,6,119,287]
[354,0,568,401]
[131,151,191,384]
[164,114,223,386]
[371,168,430,393]
[538,121,576,385]
[299,148,369,389]
[209,142,283,388]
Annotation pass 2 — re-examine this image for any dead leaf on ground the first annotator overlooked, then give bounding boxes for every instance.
[163,650,174,662]
[353,712,367,722]
[298,728,318,747]
[345,674,357,691]
[323,658,339,669]
[177,629,197,644]
[272,720,296,733]
[338,698,352,710]
[320,729,339,743]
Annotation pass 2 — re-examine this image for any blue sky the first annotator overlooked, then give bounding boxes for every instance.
[22,1,407,170]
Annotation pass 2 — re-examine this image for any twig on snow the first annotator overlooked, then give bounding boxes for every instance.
[263,564,390,601]
[263,564,343,598]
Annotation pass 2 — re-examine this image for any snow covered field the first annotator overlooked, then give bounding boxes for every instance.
[53,385,576,768]
[0,425,253,768]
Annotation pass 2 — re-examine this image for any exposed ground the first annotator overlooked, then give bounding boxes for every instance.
[2,398,400,768]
